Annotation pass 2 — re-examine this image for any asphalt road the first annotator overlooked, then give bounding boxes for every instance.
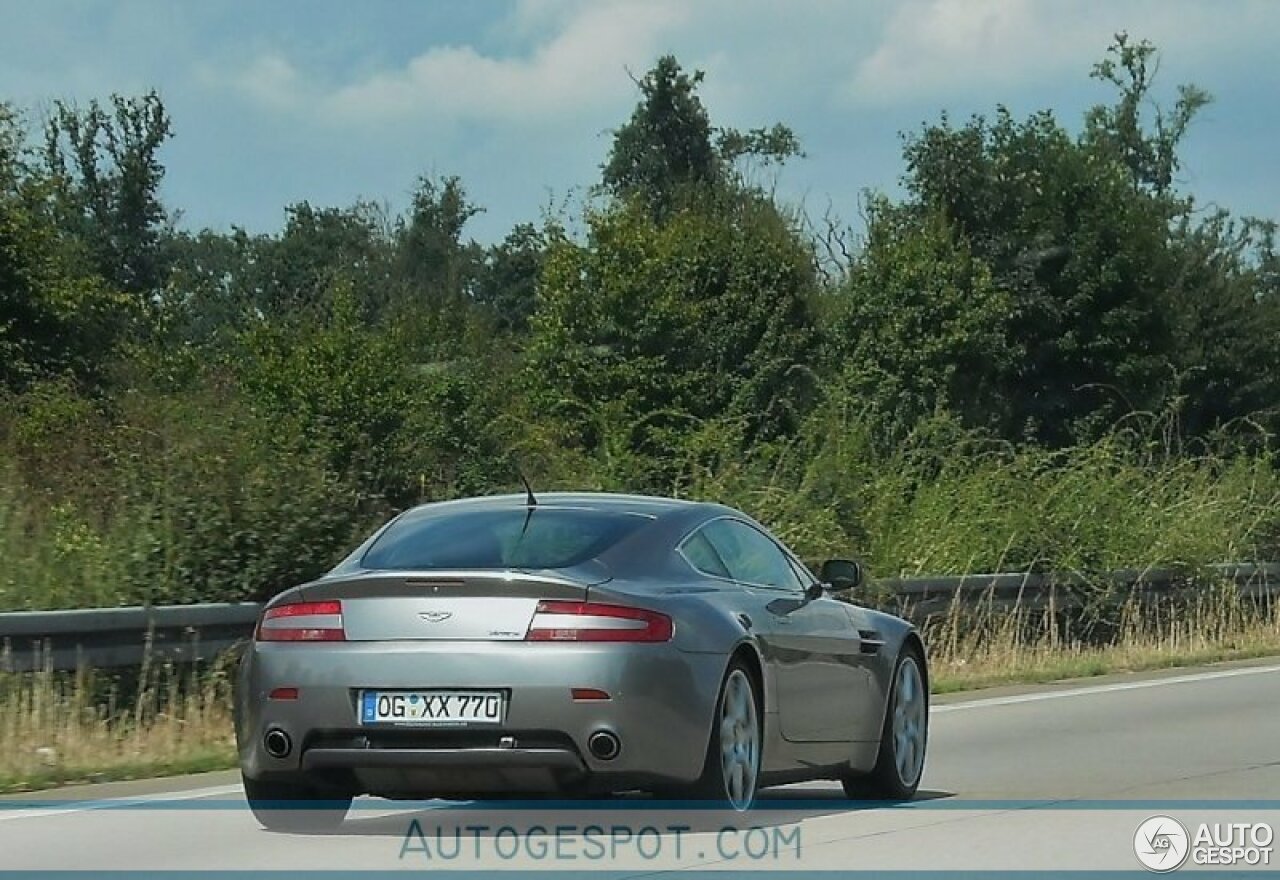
[3,659,1280,874]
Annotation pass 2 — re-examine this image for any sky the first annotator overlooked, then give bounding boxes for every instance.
[2,0,1277,244]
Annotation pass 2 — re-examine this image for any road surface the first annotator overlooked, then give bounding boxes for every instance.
[3,658,1279,874]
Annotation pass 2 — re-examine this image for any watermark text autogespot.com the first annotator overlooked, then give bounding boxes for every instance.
[399,819,802,864]
[1191,822,1274,867]
[1135,816,1274,872]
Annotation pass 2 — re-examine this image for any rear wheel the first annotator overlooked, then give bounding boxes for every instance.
[242,773,351,832]
[687,661,761,811]
[843,648,927,801]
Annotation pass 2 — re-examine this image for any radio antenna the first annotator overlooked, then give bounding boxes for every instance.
[517,469,537,508]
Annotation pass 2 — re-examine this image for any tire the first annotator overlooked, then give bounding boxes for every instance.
[843,647,928,801]
[242,772,351,833]
[686,660,762,811]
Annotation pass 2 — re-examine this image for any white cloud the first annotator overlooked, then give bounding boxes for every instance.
[221,0,690,128]
[224,55,306,111]
[3,0,1276,241]
[849,0,1280,104]
[494,0,594,44]
[852,0,1078,102]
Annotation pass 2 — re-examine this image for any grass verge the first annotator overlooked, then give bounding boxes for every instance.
[2,592,1278,793]
[0,656,236,793]
[928,587,1280,692]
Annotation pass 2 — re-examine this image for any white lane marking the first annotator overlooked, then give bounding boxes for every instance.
[0,783,243,822]
[933,663,1280,713]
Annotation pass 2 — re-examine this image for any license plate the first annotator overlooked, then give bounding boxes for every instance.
[359,690,505,726]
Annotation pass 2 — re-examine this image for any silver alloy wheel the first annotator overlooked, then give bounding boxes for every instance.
[718,668,760,810]
[892,656,927,788]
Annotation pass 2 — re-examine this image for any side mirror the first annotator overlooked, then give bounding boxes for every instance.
[820,559,863,593]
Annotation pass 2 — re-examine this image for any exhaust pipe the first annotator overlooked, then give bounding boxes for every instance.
[264,728,292,759]
[587,730,621,761]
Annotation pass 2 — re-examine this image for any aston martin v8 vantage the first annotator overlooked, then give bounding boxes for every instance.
[235,492,929,828]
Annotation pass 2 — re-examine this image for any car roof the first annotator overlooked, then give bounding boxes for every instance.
[402,491,705,519]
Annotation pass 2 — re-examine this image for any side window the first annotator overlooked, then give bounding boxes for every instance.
[786,554,816,588]
[701,520,804,591]
[680,530,732,579]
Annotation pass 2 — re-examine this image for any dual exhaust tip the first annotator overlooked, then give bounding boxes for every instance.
[265,726,620,762]
[264,728,292,759]
[587,730,621,761]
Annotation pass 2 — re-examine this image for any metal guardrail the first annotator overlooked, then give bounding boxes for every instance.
[878,562,1280,619]
[1,563,1276,673]
[0,603,261,673]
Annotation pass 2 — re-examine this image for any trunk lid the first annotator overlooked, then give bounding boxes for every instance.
[296,568,603,641]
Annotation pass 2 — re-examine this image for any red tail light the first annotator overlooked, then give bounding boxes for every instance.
[256,600,346,642]
[525,601,673,643]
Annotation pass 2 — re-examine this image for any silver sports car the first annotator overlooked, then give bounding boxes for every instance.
[235,492,929,827]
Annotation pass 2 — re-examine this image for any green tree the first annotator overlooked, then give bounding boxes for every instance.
[1165,214,1280,437]
[861,33,1280,445]
[527,192,819,481]
[1,104,131,391]
[42,92,173,296]
[387,175,485,354]
[602,56,718,218]
[472,222,548,334]
[158,227,262,341]
[831,200,1013,435]
[602,56,801,219]
[263,200,394,319]
[895,36,1212,442]
[1084,33,1211,198]
[395,175,482,306]
[532,55,821,485]
[235,284,414,501]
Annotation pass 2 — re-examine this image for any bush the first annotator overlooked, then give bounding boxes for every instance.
[684,396,1280,580]
[0,384,381,609]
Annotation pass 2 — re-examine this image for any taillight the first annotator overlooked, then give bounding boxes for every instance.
[525,601,673,643]
[256,600,346,642]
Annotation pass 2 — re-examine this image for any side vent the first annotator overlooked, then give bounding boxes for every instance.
[858,630,885,655]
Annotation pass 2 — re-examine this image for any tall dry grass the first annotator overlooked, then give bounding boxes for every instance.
[0,650,236,791]
[926,584,1280,691]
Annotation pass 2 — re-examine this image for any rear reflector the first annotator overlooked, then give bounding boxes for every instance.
[526,601,673,643]
[571,688,612,701]
[268,687,299,701]
[257,600,346,642]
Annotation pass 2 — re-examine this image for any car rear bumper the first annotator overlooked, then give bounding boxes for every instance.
[301,746,585,772]
[235,640,725,794]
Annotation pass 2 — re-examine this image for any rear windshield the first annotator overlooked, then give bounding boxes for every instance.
[359,506,651,571]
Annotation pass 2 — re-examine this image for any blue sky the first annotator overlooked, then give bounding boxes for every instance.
[2,0,1277,244]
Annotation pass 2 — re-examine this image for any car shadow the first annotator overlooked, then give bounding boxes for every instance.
[287,786,956,837]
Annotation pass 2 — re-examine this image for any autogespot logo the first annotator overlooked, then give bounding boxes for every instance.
[1135,815,1190,872]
